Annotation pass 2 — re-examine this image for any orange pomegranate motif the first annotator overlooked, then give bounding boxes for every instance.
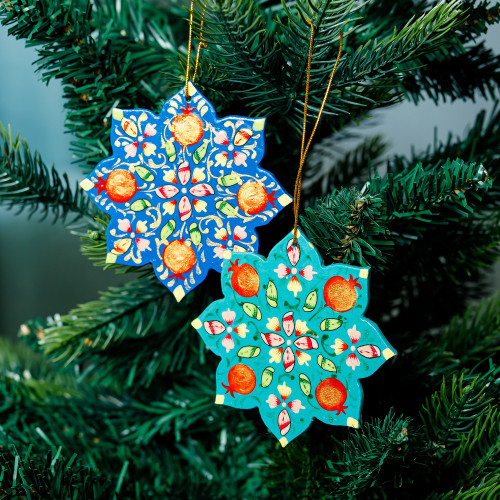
[323,275,361,312]
[170,104,204,147]
[236,182,277,215]
[315,378,348,415]
[162,239,196,280]
[222,364,256,397]
[228,259,260,297]
[96,169,137,203]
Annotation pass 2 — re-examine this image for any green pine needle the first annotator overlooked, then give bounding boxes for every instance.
[0,122,92,222]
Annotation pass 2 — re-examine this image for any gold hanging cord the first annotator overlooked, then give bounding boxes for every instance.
[185,0,207,99]
[293,22,343,244]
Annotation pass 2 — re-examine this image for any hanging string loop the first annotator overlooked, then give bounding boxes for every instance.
[292,25,343,244]
[185,1,207,99]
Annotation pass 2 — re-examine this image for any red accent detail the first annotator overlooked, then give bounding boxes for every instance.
[228,259,239,274]
[349,275,362,290]
[336,405,348,416]
[168,273,186,282]
[221,382,235,398]
[94,176,107,195]
[267,190,277,208]
[180,103,195,114]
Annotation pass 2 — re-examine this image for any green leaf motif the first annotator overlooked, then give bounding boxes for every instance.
[193,140,209,164]
[217,174,242,187]
[238,346,260,358]
[163,140,176,162]
[216,200,238,217]
[134,166,154,182]
[189,222,202,246]
[317,355,336,372]
[160,220,176,240]
[130,199,152,211]
[242,302,262,320]
[320,318,342,331]
[303,290,318,312]
[261,367,274,388]
[299,373,311,396]
[266,280,278,308]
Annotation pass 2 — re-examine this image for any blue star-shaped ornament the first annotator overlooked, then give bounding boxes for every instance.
[191,229,396,446]
[80,82,292,301]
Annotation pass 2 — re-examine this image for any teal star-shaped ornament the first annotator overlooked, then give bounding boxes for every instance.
[192,229,396,446]
[80,82,291,301]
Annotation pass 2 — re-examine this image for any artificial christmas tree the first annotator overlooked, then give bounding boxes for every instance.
[0,0,499,498]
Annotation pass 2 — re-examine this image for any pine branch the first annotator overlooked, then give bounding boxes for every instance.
[367,214,500,335]
[1,0,177,172]
[33,277,171,365]
[449,409,500,479]
[0,336,269,498]
[20,276,213,389]
[362,211,500,348]
[353,1,500,104]
[420,363,499,457]
[363,106,500,328]
[290,0,466,128]
[0,123,92,222]
[185,0,286,115]
[436,471,500,499]
[194,0,467,136]
[79,214,117,269]
[0,443,117,499]
[301,158,492,268]
[411,294,500,379]
[278,0,359,101]
[302,185,390,267]
[385,294,500,405]
[419,364,500,494]
[404,40,500,104]
[355,105,500,332]
[324,412,428,498]
[402,1,500,104]
[263,437,324,499]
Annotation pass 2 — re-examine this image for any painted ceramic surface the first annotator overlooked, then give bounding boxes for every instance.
[80,82,292,301]
[192,229,396,446]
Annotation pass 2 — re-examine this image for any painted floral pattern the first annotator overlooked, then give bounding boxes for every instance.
[192,229,397,446]
[81,82,292,301]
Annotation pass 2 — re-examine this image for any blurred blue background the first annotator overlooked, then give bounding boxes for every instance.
[1,23,499,336]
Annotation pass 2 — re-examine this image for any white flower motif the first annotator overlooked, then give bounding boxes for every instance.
[111,219,151,255]
[262,312,318,372]
[203,309,248,353]
[155,162,213,222]
[273,239,317,296]
[114,113,157,159]
[213,225,249,259]
[266,382,306,436]
[332,324,381,370]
